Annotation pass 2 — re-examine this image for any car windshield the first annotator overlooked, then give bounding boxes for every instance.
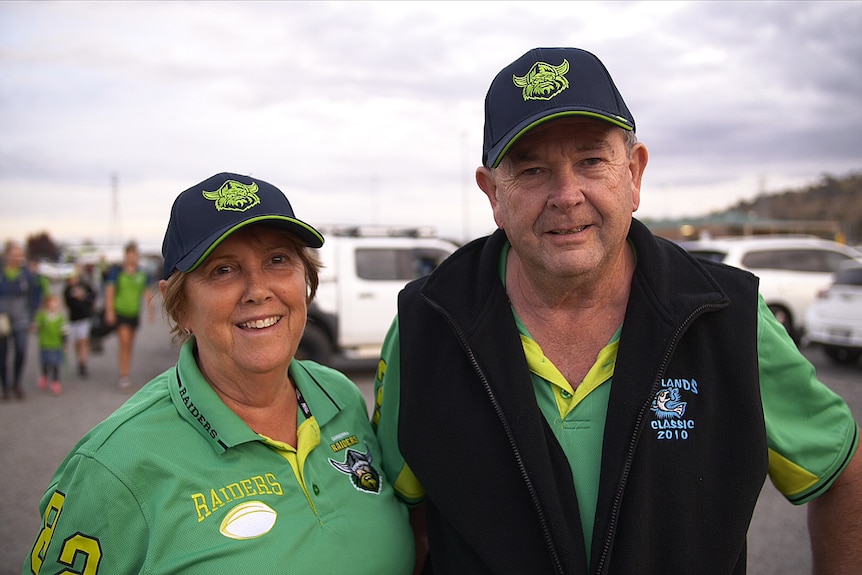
[835,267,862,286]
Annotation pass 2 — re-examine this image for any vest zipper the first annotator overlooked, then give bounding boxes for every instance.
[423,293,567,575]
[593,302,725,574]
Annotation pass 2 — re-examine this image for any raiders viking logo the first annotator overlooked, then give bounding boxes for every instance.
[202,179,262,212]
[512,59,570,101]
[329,445,382,494]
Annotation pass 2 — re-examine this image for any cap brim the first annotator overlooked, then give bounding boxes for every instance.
[487,109,634,168]
[175,215,324,274]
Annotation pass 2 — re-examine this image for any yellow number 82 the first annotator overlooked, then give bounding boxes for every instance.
[30,491,102,575]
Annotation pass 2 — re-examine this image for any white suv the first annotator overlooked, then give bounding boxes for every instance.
[804,262,862,364]
[680,236,862,340]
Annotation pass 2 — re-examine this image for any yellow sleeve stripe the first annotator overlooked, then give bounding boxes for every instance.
[767,447,819,497]
[393,463,425,503]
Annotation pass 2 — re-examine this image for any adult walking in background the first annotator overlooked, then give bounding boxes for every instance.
[104,241,154,389]
[63,266,97,377]
[0,241,42,400]
[23,173,415,574]
[373,47,862,574]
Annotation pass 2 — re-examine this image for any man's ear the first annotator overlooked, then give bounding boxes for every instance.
[476,167,504,228]
[629,142,649,213]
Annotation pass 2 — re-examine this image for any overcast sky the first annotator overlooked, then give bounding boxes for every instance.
[2,1,861,251]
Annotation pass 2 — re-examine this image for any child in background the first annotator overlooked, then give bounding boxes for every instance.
[63,268,97,377]
[35,293,67,395]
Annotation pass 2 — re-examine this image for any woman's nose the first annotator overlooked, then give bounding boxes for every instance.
[243,269,272,303]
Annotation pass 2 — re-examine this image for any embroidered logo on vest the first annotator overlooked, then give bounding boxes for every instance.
[650,379,698,440]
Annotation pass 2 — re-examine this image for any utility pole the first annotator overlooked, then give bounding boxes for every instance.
[111,173,119,245]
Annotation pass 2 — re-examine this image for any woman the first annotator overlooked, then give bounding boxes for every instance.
[0,241,42,400]
[23,173,415,574]
[104,240,155,389]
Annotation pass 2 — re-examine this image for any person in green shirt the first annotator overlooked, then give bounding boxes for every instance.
[34,293,67,395]
[104,241,154,389]
[372,47,862,574]
[24,173,415,575]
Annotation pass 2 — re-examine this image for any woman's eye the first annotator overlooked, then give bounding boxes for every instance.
[213,265,232,276]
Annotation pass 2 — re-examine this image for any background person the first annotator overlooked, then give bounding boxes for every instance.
[23,173,415,574]
[372,47,862,574]
[34,293,67,395]
[28,259,51,301]
[103,240,154,389]
[63,267,97,377]
[0,241,42,400]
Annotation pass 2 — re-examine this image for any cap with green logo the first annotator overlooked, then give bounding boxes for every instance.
[482,47,635,168]
[161,173,324,279]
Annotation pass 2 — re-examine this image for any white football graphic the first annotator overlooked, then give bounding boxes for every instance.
[219,501,278,540]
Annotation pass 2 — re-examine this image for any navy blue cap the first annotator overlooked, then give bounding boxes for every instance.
[482,47,635,168]
[161,173,324,279]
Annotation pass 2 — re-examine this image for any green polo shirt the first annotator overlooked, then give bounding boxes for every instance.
[25,340,414,574]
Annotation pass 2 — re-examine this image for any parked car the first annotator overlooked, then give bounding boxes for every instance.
[297,226,458,365]
[803,262,862,364]
[680,236,862,340]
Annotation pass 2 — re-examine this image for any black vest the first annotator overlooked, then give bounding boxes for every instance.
[397,220,768,575]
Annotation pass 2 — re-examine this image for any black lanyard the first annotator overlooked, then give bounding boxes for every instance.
[295,385,312,421]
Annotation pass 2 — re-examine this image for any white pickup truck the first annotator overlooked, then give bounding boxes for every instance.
[297,226,458,365]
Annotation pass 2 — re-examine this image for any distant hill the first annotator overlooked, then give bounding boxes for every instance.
[645,170,862,243]
[715,170,862,243]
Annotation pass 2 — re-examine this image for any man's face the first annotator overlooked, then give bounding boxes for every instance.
[477,117,648,283]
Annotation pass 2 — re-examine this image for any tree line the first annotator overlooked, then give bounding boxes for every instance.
[721,170,862,244]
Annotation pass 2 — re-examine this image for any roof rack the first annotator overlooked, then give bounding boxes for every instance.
[317,225,437,238]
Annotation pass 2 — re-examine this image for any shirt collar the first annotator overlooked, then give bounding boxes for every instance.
[169,340,345,453]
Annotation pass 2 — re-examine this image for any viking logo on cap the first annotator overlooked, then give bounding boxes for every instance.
[202,180,261,212]
[513,59,570,101]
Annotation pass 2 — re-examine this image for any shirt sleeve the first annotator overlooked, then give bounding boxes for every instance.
[23,453,149,574]
[372,316,425,505]
[105,265,120,285]
[758,296,860,504]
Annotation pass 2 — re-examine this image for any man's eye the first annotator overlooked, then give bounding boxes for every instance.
[584,157,603,166]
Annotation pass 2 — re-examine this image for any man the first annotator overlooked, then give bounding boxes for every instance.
[0,241,42,400]
[372,47,862,574]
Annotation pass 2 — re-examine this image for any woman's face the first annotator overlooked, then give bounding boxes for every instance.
[180,226,309,385]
